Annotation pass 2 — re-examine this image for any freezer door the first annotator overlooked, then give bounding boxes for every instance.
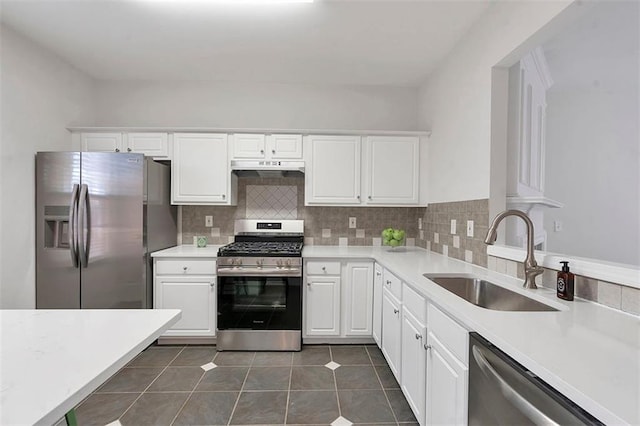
[80,152,144,309]
[36,152,81,309]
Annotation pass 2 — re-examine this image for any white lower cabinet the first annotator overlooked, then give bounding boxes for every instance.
[343,262,374,336]
[305,275,341,336]
[425,303,469,426]
[153,259,217,338]
[381,288,402,380]
[400,290,426,424]
[372,263,383,346]
[304,259,373,339]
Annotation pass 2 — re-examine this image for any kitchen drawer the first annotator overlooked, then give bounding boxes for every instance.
[402,283,426,324]
[383,268,402,300]
[155,259,217,275]
[428,302,469,365]
[306,261,341,276]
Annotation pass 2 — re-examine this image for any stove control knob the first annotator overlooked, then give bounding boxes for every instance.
[285,259,291,268]
[276,260,283,268]
[237,259,243,267]
[256,259,263,268]
[228,258,235,266]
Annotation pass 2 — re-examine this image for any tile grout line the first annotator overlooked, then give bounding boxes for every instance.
[367,346,400,425]
[115,345,187,423]
[168,348,216,426]
[329,346,343,421]
[283,352,294,425]
[226,352,256,426]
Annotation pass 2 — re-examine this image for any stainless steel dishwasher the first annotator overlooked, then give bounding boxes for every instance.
[468,333,603,425]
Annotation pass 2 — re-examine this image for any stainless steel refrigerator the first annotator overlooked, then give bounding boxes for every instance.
[36,152,177,309]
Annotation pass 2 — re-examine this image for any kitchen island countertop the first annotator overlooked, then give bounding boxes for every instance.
[0,309,181,425]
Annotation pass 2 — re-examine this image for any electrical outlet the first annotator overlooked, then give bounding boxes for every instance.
[450,219,457,234]
[205,215,213,227]
[467,220,474,238]
[349,217,357,229]
[554,220,562,232]
[418,218,423,229]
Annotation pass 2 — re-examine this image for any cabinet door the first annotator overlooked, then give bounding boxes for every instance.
[426,332,469,426]
[268,134,303,159]
[305,135,361,205]
[401,309,426,424]
[155,276,216,337]
[81,132,123,152]
[125,132,169,158]
[172,133,229,204]
[343,262,374,336]
[372,263,383,346]
[364,136,419,205]
[232,133,266,159]
[305,276,341,336]
[381,289,402,381]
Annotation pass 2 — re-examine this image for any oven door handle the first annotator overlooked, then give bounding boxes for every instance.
[472,345,559,426]
[217,268,302,277]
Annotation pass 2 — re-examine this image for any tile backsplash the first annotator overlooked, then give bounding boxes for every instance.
[488,255,640,316]
[181,176,425,246]
[417,199,490,268]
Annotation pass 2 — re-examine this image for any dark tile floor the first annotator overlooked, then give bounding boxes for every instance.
[69,344,418,426]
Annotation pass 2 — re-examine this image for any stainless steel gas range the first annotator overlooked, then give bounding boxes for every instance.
[216,220,303,351]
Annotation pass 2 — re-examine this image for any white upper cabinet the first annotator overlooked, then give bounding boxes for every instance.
[81,132,170,159]
[125,132,170,159]
[363,136,419,205]
[269,134,303,159]
[172,133,235,205]
[81,133,123,153]
[304,135,361,205]
[232,133,267,158]
[231,133,302,160]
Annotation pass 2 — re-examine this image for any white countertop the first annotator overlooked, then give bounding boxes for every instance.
[151,244,640,424]
[151,244,225,258]
[0,309,181,426]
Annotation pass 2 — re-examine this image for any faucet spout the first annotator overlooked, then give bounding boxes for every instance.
[485,209,544,289]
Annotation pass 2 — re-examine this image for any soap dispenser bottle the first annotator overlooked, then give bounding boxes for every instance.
[557,261,575,301]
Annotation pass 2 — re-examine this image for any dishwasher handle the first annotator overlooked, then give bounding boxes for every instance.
[472,345,560,426]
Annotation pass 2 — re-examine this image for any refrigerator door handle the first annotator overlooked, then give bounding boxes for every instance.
[78,184,90,268]
[68,184,80,268]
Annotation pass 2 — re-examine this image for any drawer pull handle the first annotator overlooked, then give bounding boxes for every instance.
[376,271,381,276]
[272,149,276,154]
[415,333,422,340]
[424,344,432,351]
[183,266,188,271]
[322,266,326,271]
[260,149,264,154]
[386,280,391,285]
[210,281,215,287]
[393,308,399,314]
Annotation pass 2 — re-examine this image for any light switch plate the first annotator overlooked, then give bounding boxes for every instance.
[205,215,213,227]
[418,218,423,229]
[467,220,474,238]
[349,217,357,228]
[450,219,456,234]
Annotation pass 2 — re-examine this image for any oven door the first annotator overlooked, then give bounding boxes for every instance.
[217,273,301,331]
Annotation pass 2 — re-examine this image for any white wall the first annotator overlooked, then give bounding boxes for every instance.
[418,0,572,204]
[0,25,95,308]
[92,80,419,130]
[543,1,640,266]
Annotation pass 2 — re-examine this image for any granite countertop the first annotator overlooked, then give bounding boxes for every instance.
[151,244,225,258]
[151,244,640,424]
[0,309,181,425]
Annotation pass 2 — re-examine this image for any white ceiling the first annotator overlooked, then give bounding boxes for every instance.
[0,0,491,86]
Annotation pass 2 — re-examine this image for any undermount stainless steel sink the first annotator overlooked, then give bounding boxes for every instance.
[423,275,557,312]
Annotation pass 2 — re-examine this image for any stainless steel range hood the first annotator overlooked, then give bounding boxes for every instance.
[230,160,305,178]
